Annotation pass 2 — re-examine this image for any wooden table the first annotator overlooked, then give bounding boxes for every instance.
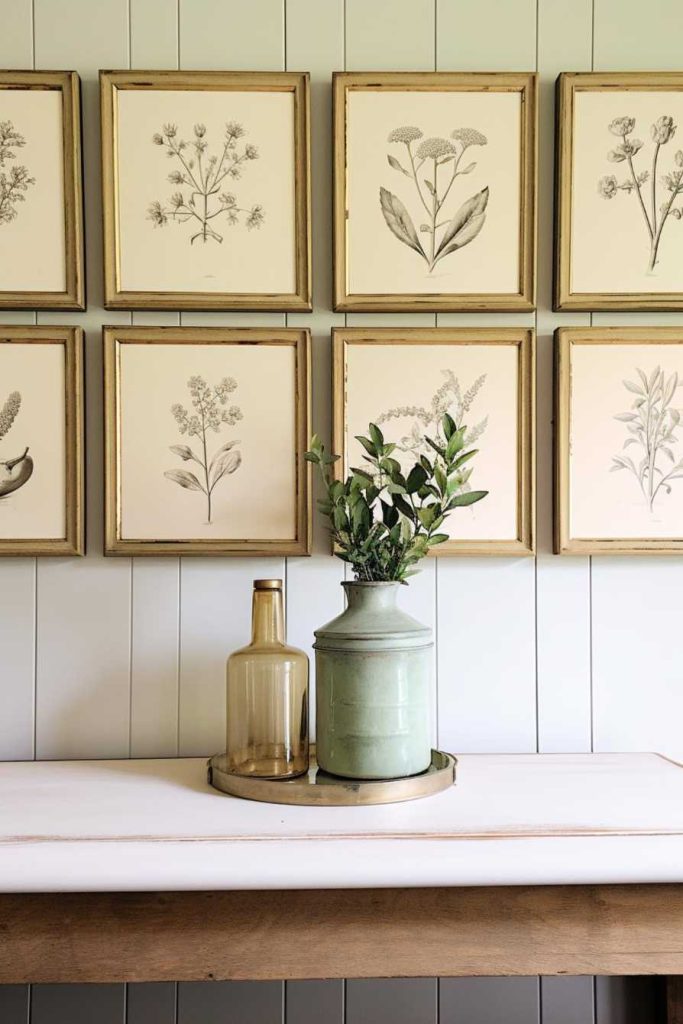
[1,753,682,1020]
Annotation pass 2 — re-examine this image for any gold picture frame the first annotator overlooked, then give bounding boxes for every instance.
[100,70,311,311]
[333,327,535,556]
[555,326,683,554]
[333,71,537,312]
[0,325,84,556]
[555,72,683,311]
[0,71,84,310]
[104,325,311,556]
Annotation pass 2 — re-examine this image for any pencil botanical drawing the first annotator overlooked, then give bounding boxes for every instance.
[165,375,243,524]
[381,125,489,272]
[0,121,35,226]
[611,366,683,510]
[148,121,264,245]
[598,115,683,273]
[0,390,33,498]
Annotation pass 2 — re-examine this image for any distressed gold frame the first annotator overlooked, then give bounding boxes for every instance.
[100,70,311,312]
[333,71,537,312]
[555,72,683,311]
[0,72,84,310]
[332,327,535,556]
[104,325,311,556]
[555,326,683,554]
[0,325,84,555]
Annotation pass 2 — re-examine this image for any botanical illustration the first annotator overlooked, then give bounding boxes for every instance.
[381,125,489,273]
[611,366,683,511]
[0,390,33,498]
[147,121,264,244]
[598,114,683,273]
[165,375,243,524]
[307,416,487,581]
[0,120,35,226]
[375,369,488,503]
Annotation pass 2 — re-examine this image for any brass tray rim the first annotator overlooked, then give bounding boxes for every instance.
[207,749,456,806]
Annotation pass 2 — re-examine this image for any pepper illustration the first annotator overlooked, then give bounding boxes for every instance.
[0,447,33,497]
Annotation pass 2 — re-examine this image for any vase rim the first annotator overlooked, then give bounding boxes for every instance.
[341,579,403,587]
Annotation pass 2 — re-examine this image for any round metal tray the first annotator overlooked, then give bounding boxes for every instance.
[207,749,456,806]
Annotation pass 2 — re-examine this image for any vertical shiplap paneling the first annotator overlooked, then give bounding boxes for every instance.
[590,0,683,763]
[440,977,539,1023]
[177,981,283,1024]
[345,0,440,742]
[541,976,595,1024]
[30,984,125,1024]
[435,0,537,757]
[176,0,286,761]
[33,0,133,760]
[535,0,593,753]
[127,983,177,1024]
[0,0,37,764]
[285,0,346,737]
[0,985,29,1024]
[128,0,182,759]
[286,980,344,1024]
[346,979,437,1024]
[595,977,661,1024]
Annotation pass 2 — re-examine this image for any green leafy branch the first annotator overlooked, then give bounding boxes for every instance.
[305,415,487,583]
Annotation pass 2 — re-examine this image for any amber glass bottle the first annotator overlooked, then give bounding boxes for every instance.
[226,579,309,778]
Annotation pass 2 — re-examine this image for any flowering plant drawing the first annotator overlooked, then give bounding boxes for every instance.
[165,375,243,524]
[147,121,264,245]
[0,390,33,498]
[380,125,489,272]
[0,120,35,226]
[611,366,683,511]
[597,114,683,272]
[375,369,488,502]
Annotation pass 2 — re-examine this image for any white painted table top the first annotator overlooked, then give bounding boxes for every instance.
[1,753,682,892]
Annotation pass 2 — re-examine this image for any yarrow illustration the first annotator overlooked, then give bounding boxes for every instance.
[0,390,33,499]
[375,369,488,502]
[165,375,243,524]
[148,121,264,245]
[0,120,35,226]
[611,366,683,511]
[597,114,682,272]
[381,124,489,273]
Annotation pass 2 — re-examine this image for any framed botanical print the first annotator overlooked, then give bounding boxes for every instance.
[556,72,683,310]
[333,327,535,555]
[104,326,310,555]
[0,326,84,555]
[101,70,311,311]
[555,327,683,554]
[333,72,537,312]
[0,72,84,310]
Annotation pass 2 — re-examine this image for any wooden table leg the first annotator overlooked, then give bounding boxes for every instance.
[668,977,683,1024]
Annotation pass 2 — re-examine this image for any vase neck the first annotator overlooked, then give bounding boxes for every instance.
[342,582,400,614]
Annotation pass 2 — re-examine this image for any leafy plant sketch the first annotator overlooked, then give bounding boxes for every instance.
[0,390,33,498]
[381,125,489,272]
[611,366,683,511]
[0,121,35,226]
[375,369,488,501]
[147,121,264,245]
[165,375,243,524]
[597,115,683,273]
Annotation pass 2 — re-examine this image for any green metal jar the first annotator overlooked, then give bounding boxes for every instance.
[314,581,432,780]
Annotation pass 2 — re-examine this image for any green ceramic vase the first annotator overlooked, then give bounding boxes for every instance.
[314,581,432,780]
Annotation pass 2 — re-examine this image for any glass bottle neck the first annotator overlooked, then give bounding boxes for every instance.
[251,589,285,645]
